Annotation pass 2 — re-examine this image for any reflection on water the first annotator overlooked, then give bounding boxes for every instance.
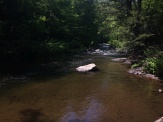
[61,98,103,122]
[0,55,163,122]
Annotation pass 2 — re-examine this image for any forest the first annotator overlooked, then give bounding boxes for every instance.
[0,0,163,78]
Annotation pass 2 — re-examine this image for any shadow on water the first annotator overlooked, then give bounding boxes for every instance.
[20,108,44,122]
[0,54,81,90]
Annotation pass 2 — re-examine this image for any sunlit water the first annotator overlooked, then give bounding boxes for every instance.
[0,54,163,122]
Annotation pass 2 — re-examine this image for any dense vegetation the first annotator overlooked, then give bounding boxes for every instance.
[97,0,163,78]
[0,0,98,66]
[0,0,163,78]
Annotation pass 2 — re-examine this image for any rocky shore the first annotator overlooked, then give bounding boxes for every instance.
[111,58,160,81]
[87,43,161,81]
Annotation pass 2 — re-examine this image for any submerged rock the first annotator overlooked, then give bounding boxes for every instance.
[111,58,127,62]
[91,49,103,54]
[111,58,131,64]
[128,67,144,75]
[144,74,159,80]
[158,89,162,93]
[95,49,101,52]
[76,63,99,72]
[155,117,163,122]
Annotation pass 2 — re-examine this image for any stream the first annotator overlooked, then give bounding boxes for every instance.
[0,49,163,122]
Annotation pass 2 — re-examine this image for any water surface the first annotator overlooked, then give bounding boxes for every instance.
[0,55,163,122]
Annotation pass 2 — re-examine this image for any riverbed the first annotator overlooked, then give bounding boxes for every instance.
[0,54,163,122]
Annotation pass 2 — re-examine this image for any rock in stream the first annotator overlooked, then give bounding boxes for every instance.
[76,63,99,72]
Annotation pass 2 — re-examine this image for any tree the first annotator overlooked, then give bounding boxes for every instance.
[0,0,99,68]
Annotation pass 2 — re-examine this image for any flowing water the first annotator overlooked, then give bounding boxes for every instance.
[0,53,163,122]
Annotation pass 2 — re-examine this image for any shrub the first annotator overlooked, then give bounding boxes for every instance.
[155,54,163,78]
[144,57,157,74]
[144,46,159,58]
[131,63,139,68]
[143,53,163,79]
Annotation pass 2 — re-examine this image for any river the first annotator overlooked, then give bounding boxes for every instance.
[0,52,163,122]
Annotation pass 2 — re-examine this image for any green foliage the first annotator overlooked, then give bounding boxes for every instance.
[131,63,140,69]
[1,0,163,76]
[144,57,157,74]
[0,0,98,65]
[143,47,163,78]
[143,47,159,74]
[96,0,163,79]
[144,54,163,79]
[155,55,163,78]
[133,34,154,42]
[144,46,159,58]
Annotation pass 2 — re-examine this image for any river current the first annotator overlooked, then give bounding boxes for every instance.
[0,51,163,122]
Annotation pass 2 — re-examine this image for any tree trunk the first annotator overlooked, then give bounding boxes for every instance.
[134,0,142,36]
[138,0,142,14]
[126,0,132,16]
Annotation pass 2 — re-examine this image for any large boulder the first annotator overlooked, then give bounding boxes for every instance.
[76,63,99,72]
[155,117,163,122]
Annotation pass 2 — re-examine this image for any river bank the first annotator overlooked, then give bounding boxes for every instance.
[111,57,161,81]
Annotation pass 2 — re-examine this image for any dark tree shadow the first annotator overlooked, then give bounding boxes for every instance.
[20,108,44,122]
